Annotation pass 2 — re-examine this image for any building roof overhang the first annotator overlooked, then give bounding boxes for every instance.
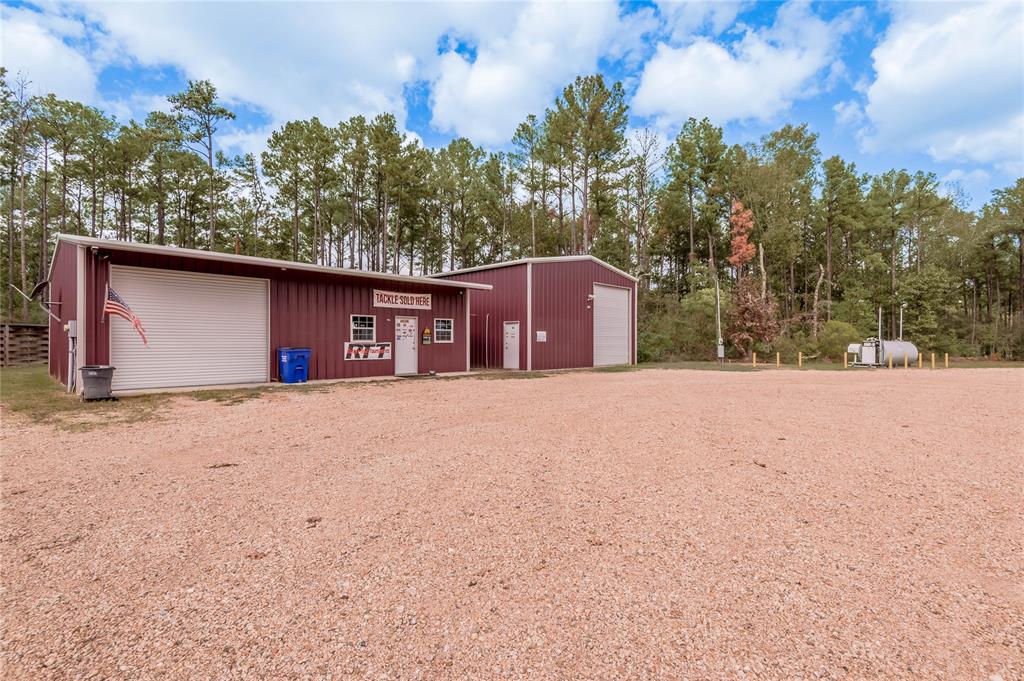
[428,255,638,283]
[51,235,493,291]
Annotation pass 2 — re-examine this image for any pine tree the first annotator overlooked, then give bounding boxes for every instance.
[168,80,235,250]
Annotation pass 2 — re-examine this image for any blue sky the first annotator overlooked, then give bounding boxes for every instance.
[3,1,1022,208]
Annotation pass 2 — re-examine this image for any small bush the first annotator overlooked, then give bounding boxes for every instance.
[769,333,806,364]
[818,320,861,361]
[639,288,732,361]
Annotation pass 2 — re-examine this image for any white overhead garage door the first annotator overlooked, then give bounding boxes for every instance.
[593,284,630,367]
[109,266,269,391]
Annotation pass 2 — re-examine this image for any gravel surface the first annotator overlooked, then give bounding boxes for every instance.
[2,367,1022,679]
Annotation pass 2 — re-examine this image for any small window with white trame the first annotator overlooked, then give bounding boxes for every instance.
[351,315,376,342]
[434,318,454,343]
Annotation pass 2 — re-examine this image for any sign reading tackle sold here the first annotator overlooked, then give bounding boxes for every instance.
[373,289,431,310]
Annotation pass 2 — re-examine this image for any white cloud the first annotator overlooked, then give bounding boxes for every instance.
[7,1,646,149]
[0,5,99,104]
[429,1,627,145]
[939,168,993,205]
[941,168,991,185]
[859,1,1024,171]
[833,99,864,127]
[72,1,453,127]
[632,1,860,127]
[655,0,750,43]
[218,125,276,160]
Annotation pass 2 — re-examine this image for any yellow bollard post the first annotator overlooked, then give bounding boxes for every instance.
[931,352,935,369]
[888,355,893,369]
[844,353,848,369]
[752,351,757,368]
[918,354,923,369]
[798,351,803,368]
[904,355,908,369]
[944,352,949,368]
[776,352,780,368]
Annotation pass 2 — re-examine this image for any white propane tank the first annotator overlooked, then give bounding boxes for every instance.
[882,340,918,364]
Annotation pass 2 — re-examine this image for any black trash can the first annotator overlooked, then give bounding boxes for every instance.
[80,365,116,400]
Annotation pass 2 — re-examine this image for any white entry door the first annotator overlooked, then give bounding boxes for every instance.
[395,316,418,375]
[593,284,630,366]
[503,321,520,370]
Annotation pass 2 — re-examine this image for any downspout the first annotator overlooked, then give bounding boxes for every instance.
[878,306,884,366]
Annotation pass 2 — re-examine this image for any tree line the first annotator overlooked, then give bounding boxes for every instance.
[2,68,1022,359]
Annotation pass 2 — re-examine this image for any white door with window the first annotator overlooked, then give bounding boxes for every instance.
[395,316,418,375]
[109,265,269,390]
[593,284,630,366]
[503,321,520,370]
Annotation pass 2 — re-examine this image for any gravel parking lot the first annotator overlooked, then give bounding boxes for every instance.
[2,367,1022,679]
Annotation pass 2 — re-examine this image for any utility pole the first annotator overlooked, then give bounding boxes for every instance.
[714,268,724,362]
[710,235,723,362]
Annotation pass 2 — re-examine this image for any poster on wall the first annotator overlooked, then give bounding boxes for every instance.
[373,289,431,310]
[344,342,392,360]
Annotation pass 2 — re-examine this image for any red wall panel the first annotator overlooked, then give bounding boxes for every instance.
[531,260,636,370]
[270,269,468,379]
[436,258,636,371]
[437,264,528,369]
[83,248,470,381]
[47,241,77,385]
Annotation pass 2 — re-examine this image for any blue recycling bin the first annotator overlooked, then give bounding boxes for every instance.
[277,347,311,383]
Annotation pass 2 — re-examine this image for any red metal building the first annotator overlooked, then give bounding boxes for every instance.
[432,256,637,370]
[46,236,490,392]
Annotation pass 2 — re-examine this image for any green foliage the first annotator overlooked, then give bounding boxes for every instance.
[899,264,960,351]
[0,68,1022,363]
[818,321,861,361]
[768,332,807,364]
[639,287,730,362]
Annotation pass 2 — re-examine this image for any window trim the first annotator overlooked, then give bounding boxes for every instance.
[350,314,377,343]
[434,318,454,344]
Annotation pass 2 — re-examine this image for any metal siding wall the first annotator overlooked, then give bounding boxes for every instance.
[87,249,467,380]
[531,260,637,370]
[268,271,469,380]
[434,265,528,369]
[85,253,110,366]
[47,242,77,384]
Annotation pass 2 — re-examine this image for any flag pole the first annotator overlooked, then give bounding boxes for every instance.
[102,282,108,324]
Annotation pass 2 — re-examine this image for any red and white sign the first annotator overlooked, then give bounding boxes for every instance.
[373,289,431,310]
[344,342,392,360]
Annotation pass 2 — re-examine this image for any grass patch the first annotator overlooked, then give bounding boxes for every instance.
[638,360,759,372]
[594,364,642,373]
[0,365,353,431]
[945,358,1023,369]
[190,386,270,404]
[470,370,551,380]
[636,358,1022,372]
[0,364,171,431]
[191,380,361,404]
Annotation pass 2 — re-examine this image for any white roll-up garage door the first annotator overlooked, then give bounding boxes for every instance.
[109,266,269,390]
[593,284,630,366]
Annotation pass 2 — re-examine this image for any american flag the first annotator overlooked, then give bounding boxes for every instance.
[104,286,148,346]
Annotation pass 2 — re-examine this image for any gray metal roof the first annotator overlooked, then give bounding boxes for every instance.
[53,235,493,290]
[428,255,638,283]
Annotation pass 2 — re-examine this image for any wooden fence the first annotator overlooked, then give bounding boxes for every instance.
[1,323,49,367]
